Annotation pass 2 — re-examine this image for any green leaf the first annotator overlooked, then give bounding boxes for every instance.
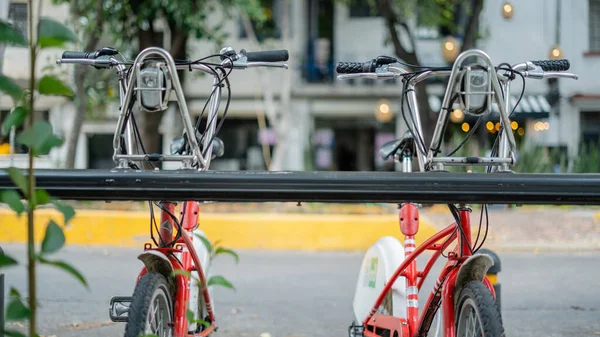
[0,21,26,46]
[35,190,51,206]
[215,247,239,264]
[0,253,18,268]
[194,233,212,253]
[9,287,20,298]
[38,257,88,288]
[38,17,76,49]
[1,329,27,337]
[37,75,74,98]
[195,319,211,328]
[6,167,27,195]
[1,106,28,136]
[41,220,65,254]
[207,275,234,290]
[0,190,24,215]
[52,200,75,223]
[6,288,31,321]
[186,309,194,322]
[0,75,23,102]
[16,120,63,156]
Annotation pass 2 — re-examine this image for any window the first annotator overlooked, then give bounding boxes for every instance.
[8,2,28,42]
[581,111,600,144]
[589,0,600,50]
[349,2,380,17]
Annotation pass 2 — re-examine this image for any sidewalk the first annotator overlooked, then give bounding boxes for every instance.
[420,205,600,252]
[0,202,598,252]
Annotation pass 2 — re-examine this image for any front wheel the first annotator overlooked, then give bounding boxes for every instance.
[455,280,505,337]
[124,272,174,337]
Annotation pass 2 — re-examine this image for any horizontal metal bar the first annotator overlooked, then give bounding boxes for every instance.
[431,157,513,166]
[0,169,599,205]
[114,154,195,162]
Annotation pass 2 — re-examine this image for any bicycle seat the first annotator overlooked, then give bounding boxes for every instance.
[380,131,416,160]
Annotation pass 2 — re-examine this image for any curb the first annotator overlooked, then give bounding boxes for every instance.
[0,209,439,251]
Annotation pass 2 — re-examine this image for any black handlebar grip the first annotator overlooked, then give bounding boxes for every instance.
[531,59,570,71]
[245,49,289,62]
[62,51,95,59]
[336,61,376,74]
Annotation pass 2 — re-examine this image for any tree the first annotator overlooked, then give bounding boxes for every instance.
[240,0,292,171]
[351,0,485,148]
[55,0,106,168]
[59,0,268,160]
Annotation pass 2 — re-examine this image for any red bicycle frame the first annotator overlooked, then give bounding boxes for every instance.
[137,201,216,337]
[361,203,495,337]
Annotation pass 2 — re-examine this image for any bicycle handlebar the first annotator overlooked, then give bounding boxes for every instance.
[62,51,96,59]
[336,56,397,74]
[336,56,578,81]
[56,47,289,71]
[245,49,289,62]
[531,59,570,71]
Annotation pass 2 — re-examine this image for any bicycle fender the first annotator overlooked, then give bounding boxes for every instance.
[452,253,494,306]
[138,250,176,294]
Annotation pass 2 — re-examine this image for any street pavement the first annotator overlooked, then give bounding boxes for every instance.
[1,243,599,337]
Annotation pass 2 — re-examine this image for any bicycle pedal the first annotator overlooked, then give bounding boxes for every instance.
[348,322,364,337]
[109,296,132,322]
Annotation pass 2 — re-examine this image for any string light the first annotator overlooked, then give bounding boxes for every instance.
[502,2,514,19]
[451,109,464,123]
[375,99,393,123]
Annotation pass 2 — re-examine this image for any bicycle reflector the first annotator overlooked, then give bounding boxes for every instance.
[137,61,172,112]
[458,65,492,116]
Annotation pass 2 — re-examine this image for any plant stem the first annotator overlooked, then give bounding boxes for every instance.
[27,0,37,335]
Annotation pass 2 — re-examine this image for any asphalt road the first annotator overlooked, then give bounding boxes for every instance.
[1,244,599,337]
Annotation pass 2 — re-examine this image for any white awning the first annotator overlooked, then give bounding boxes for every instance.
[428,94,552,118]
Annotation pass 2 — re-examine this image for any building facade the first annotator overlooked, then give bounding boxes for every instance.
[1,0,599,171]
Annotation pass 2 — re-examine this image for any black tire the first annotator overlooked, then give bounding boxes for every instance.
[455,280,505,337]
[124,272,174,337]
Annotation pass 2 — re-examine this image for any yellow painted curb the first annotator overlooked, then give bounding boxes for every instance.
[0,209,439,251]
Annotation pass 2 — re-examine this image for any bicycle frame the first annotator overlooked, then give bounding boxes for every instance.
[136,201,215,336]
[360,208,497,337]
[111,47,227,335]
[342,49,577,337]
[356,142,495,337]
[342,50,521,337]
[59,46,288,336]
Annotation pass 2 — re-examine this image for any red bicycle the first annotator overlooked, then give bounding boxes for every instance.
[56,46,288,337]
[336,50,578,337]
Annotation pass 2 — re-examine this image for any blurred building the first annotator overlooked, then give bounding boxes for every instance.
[1,0,599,171]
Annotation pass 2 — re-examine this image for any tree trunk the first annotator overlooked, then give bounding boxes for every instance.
[377,0,436,150]
[239,8,291,171]
[64,1,105,168]
[65,65,86,168]
[460,0,484,53]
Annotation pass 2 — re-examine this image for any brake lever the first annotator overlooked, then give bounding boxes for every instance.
[247,62,288,69]
[337,72,399,80]
[543,72,579,80]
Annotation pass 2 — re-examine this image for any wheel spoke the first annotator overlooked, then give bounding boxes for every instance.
[470,310,477,337]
